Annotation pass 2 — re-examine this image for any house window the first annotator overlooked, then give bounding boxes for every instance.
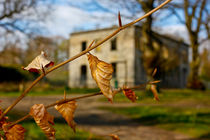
[81,41,87,51]
[111,38,117,50]
[80,65,87,85]
[111,63,117,78]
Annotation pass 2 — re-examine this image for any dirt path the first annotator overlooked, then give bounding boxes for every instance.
[0,95,193,140]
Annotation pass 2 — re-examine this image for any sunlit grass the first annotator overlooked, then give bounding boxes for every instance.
[22,122,103,140]
[101,105,210,138]
[100,89,210,138]
[105,89,210,104]
[0,88,100,96]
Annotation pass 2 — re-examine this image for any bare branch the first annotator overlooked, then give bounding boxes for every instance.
[0,0,172,120]
[3,80,159,130]
[196,0,206,33]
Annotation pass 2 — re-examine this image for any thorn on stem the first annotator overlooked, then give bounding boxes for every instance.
[41,65,45,75]
[118,11,122,27]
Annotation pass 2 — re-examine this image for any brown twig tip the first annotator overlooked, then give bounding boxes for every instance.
[86,40,95,54]
[63,90,66,100]
[87,40,95,49]
[149,80,161,84]
[41,65,46,75]
[118,11,122,27]
[152,68,157,77]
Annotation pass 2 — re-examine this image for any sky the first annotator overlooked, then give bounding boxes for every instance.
[42,0,210,53]
[43,1,186,38]
[0,0,209,52]
[32,0,207,57]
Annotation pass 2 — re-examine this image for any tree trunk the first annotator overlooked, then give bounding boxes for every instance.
[142,14,153,50]
[187,32,205,89]
[141,0,154,51]
[191,34,199,82]
[139,0,155,75]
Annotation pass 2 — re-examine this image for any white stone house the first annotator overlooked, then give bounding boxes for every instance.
[68,25,189,88]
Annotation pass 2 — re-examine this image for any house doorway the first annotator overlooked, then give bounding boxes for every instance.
[80,65,87,87]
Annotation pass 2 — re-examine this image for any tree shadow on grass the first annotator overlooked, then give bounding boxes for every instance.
[199,133,210,139]
[74,113,138,127]
[132,112,210,126]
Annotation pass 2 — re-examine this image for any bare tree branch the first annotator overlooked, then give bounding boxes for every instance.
[196,0,206,33]
[0,0,51,35]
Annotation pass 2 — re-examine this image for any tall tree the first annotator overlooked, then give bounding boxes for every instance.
[171,0,209,89]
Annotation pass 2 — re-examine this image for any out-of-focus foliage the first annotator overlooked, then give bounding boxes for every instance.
[0,65,36,83]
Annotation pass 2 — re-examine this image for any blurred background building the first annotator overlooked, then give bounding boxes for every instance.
[68,25,189,88]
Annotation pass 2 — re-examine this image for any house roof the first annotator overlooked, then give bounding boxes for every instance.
[70,25,189,47]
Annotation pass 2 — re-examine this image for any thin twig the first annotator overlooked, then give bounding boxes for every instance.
[0,0,171,120]
[2,81,159,130]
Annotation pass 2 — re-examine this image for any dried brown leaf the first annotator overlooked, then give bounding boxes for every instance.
[150,85,160,101]
[23,51,54,73]
[30,104,55,140]
[109,134,120,140]
[55,101,77,132]
[122,86,138,102]
[3,124,25,140]
[87,53,114,101]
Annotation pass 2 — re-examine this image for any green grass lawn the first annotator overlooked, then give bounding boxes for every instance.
[0,88,100,96]
[100,89,210,139]
[22,121,103,140]
[4,111,104,140]
[110,89,210,104]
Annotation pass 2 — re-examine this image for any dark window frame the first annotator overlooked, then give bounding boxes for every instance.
[81,41,87,51]
[111,38,117,51]
[80,65,87,81]
[111,63,117,78]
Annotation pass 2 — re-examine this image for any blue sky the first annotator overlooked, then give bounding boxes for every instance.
[43,0,188,39]
[43,0,210,54]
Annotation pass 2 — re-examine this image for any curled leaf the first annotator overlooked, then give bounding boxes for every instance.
[3,124,25,140]
[30,104,55,140]
[55,101,77,132]
[23,51,54,73]
[109,134,120,140]
[150,84,159,101]
[122,86,138,102]
[87,53,114,101]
